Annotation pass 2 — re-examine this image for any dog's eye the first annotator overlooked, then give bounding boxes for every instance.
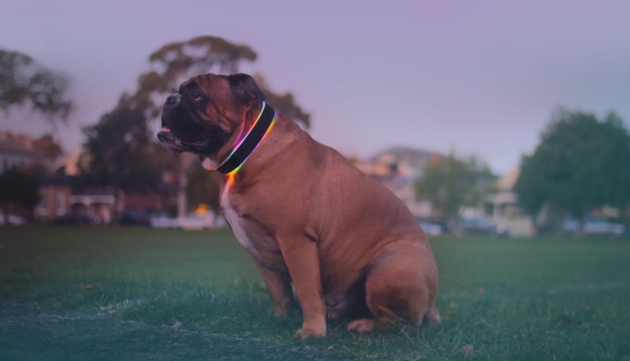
[190,91,201,101]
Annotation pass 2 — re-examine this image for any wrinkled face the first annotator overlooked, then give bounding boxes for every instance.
[158,73,265,157]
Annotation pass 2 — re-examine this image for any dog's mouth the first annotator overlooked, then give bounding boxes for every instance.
[157,126,217,154]
[157,126,186,152]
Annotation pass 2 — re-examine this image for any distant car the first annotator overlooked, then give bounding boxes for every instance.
[117,211,151,227]
[0,212,26,225]
[48,214,95,226]
[150,214,179,229]
[215,215,228,230]
[417,220,442,236]
[563,216,624,236]
[459,217,509,237]
[176,213,217,230]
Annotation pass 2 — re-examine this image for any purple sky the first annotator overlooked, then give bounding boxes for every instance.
[1,0,629,174]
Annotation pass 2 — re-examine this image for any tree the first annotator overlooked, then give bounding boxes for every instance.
[130,36,310,128]
[415,151,495,232]
[0,49,72,123]
[253,73,310,129]
[0,164,44,224]
[136,36,314,214]
[515,109,630,234]
[32,134,64,160]
[185,161,222,213]
[513,155,547,234]
[80,36,311,218]
[80,93,171,212]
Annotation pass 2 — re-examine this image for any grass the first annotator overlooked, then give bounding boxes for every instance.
[1,226,629,360]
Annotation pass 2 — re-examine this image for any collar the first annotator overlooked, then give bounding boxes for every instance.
[215,101,277,175]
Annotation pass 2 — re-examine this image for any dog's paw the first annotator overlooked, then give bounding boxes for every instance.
[294,326,326,340]
[347,319,375,333]
[273,300,297,317]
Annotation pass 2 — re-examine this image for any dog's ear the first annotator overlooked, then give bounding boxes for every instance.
[228,73,266,107]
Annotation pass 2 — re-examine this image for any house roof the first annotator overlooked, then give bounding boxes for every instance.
[53,148,85,176]
[370,146,443,169]
[497,167,520,191]
[371,146,439,161]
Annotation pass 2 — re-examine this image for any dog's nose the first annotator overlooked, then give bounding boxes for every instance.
[165,94,181,107]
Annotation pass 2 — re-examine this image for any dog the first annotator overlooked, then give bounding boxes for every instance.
[158,73,440,339]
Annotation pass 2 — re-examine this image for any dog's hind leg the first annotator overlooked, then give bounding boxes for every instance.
[347,241,438,332]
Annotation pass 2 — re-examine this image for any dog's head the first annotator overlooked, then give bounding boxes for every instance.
[158,73,265,159]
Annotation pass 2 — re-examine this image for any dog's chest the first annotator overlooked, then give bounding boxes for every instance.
[220,181,258,256]
[220,179,288,275]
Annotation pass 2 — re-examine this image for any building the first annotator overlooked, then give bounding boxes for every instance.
[371,146,443,179]
[487,167,534,236]
[0,131,55,174]
[34,149,178,224]
[352,146,444,218]
[35,175,122,224]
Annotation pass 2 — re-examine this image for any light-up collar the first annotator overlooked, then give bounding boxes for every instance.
[216,101,277,175]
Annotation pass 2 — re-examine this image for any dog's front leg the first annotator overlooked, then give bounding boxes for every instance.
[280,238,326,339]
[254,260,297,317]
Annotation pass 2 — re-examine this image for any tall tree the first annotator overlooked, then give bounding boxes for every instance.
[415,151,495,232]
[513,155,547,234]
[134,36,310,216]
[32,134,64,160]
[131,36,310,128]
[0,163,44,224]
[0,49,73,123]
[516,109,630,234]
[185,161,222,213]
[80,93,171,212]
[80,36,311,218]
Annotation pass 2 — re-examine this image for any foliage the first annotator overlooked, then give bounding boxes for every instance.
[415,151,495,223]
[131,35,257,119]
[80,36,311,211]
[0,49,72,122]
[0,163,44,222]
[513,154,548,225]
[129,35,310,128]
[185,161,222,212]
[253,73,311,129]
[32,134,64,160]
[79,94,171,193]
[516,109,630,229]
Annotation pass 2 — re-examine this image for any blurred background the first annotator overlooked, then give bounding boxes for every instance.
[1,0,629,238]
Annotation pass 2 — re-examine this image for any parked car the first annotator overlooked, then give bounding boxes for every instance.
[459,217,509,237]
[117,211,151,227]
[48,213,95,226]
[150,214,179,229]
[563,216,625,236]
[176,213,217,230]
[0,212,26,225]
[151,211,229,230]
[416,218,442,236]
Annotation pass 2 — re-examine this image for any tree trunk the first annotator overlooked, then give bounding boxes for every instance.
[177,153,187,218]
[577,214,585,237]
[448,215,461,235]
[2,202,9,225]
[111,188,120,225]
[530,215,538,236]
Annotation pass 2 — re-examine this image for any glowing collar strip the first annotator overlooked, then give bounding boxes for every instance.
[217,101,277,175]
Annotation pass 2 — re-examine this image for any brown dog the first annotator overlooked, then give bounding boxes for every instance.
[158,73,440,339]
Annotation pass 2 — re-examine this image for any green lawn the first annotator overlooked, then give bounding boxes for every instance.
[1,227,629,360]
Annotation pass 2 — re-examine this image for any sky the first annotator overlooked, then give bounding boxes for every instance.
[1,0,629,174]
